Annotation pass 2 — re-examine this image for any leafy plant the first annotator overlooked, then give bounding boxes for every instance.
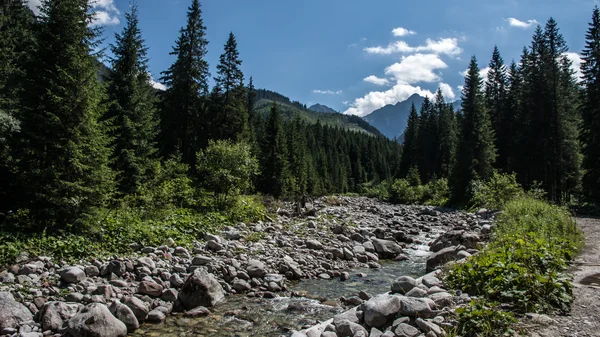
[452,299,517,337]
[468,171,524,211]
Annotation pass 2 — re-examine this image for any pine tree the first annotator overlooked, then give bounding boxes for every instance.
[505,60,523,173]
[15,0,114,227]
[210,32,248,141]
[581,6,600,200]
[160,0,209,165]
[399,103,419,177]
[453,57,496,200]
[106,3,158,195]
[287,117,308,196]
[485,46,509,171]
[416,97,437,182]
[435,91,458,178]
[260,103,290,197]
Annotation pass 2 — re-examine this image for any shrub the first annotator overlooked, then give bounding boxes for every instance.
[423,178,450,206]
[389,179,424,204]
[445,197,583,314]
[362,181,391,201]
[452,299,516,337]
[197,140,259,208]
[468,171,524,210]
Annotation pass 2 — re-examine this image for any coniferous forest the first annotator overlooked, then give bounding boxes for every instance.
[1,0,600,239]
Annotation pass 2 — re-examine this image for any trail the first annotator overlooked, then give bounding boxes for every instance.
[526,216,600,337]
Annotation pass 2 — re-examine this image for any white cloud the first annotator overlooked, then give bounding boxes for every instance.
[385,53,448,84]
[459,66,491,80]
[507,18,538,28]
[564,52,584,80]
[364,75,390,86]
[313,89,343,95]
[91,0,119,12]
[392,27,416,37]
[365,38,462,56]
[26,0,41,15]
[149,76,167,91]
[348,43,359,48]
[438,82,456,101]
[457,85,464,93]
[91,11,120,26]
[343,83,434,117]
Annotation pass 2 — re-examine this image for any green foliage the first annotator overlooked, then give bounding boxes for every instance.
[387,177,449,206]
[197,140,259,206]
[468,171,524,210]
[389,179,424,205]
[452,299,517,337]
[244,232,265,243]
[423,178,450,206]
[446,197,583,315]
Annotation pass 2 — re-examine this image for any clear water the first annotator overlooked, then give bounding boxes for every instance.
[133,234,438,336]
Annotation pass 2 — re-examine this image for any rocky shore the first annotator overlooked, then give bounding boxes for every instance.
[0,197,491,337]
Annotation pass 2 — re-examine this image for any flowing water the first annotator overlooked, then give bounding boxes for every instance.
[133,235,438,337]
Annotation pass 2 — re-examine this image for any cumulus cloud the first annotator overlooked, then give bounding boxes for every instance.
[313,89,343,95]
[92,11,120,26]
[392,27,416,37]
[26,0,41,15]
[364,75,390,86]
[343,83,434,117]
[438,82,456,101]
[459,66,491,80]
[365,38,462,56]
[385,53,448,84]
[27,0,120,24]
[564,52,584,80]
[507,18,538,28]
[149,73,167,91]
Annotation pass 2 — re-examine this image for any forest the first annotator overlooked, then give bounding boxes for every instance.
[1,0,600,239]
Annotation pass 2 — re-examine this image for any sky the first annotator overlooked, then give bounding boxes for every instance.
[26,0,595,117]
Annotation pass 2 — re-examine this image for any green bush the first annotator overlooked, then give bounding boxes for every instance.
[423,178,450,206]
[452,299,516,337]
[445,197,583,314]
[362,181,391,200]
[468,171,524,211]
[389,179,424,204]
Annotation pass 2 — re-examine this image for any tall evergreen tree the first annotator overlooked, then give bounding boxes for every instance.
[505,60,523,173]
[581,6,600,200]
[453,57,496,200]
[435,91,458,178]
[399,103,419,177]
[160,0,209,165]
[485,46,510,171]
[260,103,290,197]
[210,32,248,141]
[106,3,158,195]
[15,0,114,227]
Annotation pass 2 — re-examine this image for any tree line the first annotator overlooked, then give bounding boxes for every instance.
[0,0,402,230]
[399,10,600,205]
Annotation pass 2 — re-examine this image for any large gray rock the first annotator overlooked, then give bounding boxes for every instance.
[60,267,85,283]
[137,280,163,297]
[335,319,368,337]
[108,301,139,333]
[426,246,461,272]
[305,239,323,250]
[391,276,416,294]
[398,297,435,318]
[40,301,83,332]
[362,294,402,328]
[66,303,127,337]
[179,268,224,309]
[0,292,33,330]
[415,318,444,336]
[122,296,149,322]
[371,239,403,258]
[428,292,453,308]
[394,323,421,337]
[333,306,362,325]
[246,260,266,278]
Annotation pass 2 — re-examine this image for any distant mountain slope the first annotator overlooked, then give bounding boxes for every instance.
[255,89,383,137]
[363,94,462,140]
[308,103,337,113]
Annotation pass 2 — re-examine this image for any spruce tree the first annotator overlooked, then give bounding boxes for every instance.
[505,61,523,173]
[435,91,458,178]
[485,46,509,171]
[581,6,600,200]
[260,103,290,197]
[106,3,158,195]
[399,103,419,177]
[211,32,248,141]
[453,57,496,201]
[15,0,114,227]
[160,0,209,165]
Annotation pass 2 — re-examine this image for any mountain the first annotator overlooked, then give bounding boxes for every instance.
[308,103,338,113]
[363,94,462,140]
[255,89,383,137]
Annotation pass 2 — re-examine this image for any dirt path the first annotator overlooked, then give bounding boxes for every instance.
[525,216,600,337]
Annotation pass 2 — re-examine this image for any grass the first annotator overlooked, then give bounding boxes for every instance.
[444,196,583,336]
[0,195,267,266]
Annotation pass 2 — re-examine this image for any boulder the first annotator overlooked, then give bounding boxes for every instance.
[108,301,139,333]
[391,276,416,294]
[40,301,83,332]
[60,267,85,284]
[179,268,224,309]
[333,306,362,325]
[428,292,453,308]
[371,239,403,258]
[0,292,33,330]
[66,303,127,337]
[394,323,421,337]
[192,255,213,266]
[138,280,163,297]
[122,297,149,322]
[415,318,444,336]
[335,319,368,337]
[398,297,435,318]
[426,246,461,272]
[305,239,323,250]
[362,294,402,328]
[246,259,266,278]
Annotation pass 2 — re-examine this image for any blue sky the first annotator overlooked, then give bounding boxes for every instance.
[27,0,595,116]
